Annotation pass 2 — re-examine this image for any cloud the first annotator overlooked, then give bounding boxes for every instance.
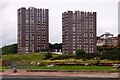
[0,0,119,47]
[0,1,11,47]
[0,1,10,11]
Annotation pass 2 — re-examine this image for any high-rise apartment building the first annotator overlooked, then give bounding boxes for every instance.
[18,7,49,54]
[62,11,97,54]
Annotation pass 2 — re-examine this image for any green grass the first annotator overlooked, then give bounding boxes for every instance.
[2,52,58,61]
[28,65,115,69]
[2,53,120,73]
[26,65,119,72]
[0,66,11,72]
[2,53,119,63]
[0,66,11,70]
[1,65,119,72]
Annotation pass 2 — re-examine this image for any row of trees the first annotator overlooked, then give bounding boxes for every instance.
[1,43,120,60]
[49,43,62,50]
[2,44,17,55]
[1,43,62,55]
[75,47,120,60]
[44,47,120,60]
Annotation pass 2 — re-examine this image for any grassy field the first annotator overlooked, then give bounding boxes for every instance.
[1,65,119,72]
[2,53,45,61]
[2,53,119,63]
[2,52,58,61]
[1,53,120,72]
[28,65,117,71]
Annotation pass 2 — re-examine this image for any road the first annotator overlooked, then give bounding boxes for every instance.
[1,76,119,80]
[1,69,120,79]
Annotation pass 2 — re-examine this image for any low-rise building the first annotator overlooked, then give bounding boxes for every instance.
[97,32,118,48]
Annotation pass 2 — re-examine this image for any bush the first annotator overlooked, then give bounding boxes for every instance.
[44,52,52,59]
[100,48,120,60]
[51,54,75,60]
[76,49,85,59]
[2,44,17,55]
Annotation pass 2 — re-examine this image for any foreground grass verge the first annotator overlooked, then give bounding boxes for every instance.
[28,65,119,72]
[1,65,119,72]
[1,53,120,72]
[2,53,49,61]
[2,53,120,63]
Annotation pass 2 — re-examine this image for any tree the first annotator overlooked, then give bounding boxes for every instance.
[49,43,62,50]
[97,46,104,52]
[76,49,85,59]
[44,52,52,59]
[2,44,17,55]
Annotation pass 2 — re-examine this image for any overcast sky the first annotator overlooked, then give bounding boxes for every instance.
[0,0,119,47]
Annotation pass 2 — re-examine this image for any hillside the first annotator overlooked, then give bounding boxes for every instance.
[1,43,62,55]
[2,52,59,61]
[2,44,17,55]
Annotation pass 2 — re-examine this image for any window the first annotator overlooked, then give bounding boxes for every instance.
[26,19,29,23]
[26,32,28,36]
[86,51,88,53]
[91,34,93,38]
[73,24,75,26]
[26,41,28,44]
[26,37,28,40]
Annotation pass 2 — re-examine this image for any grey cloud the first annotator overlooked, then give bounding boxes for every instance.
[0,1,10,12]
[0,0,119,47]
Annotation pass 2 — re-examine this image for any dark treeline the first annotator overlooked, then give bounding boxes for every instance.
[51,48,120,60]
[1,43,62,55]
[1,43,120,60]
[49,43,62,50]
[2,44,17,55]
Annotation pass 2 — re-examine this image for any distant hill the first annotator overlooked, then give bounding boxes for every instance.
[2,44,17,55]
[1,43,62,55]
[2,52,53,61]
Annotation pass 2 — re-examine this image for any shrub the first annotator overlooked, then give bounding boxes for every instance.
[76,49,85,59]
[44,52,52,59]
[51,54,75,60]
